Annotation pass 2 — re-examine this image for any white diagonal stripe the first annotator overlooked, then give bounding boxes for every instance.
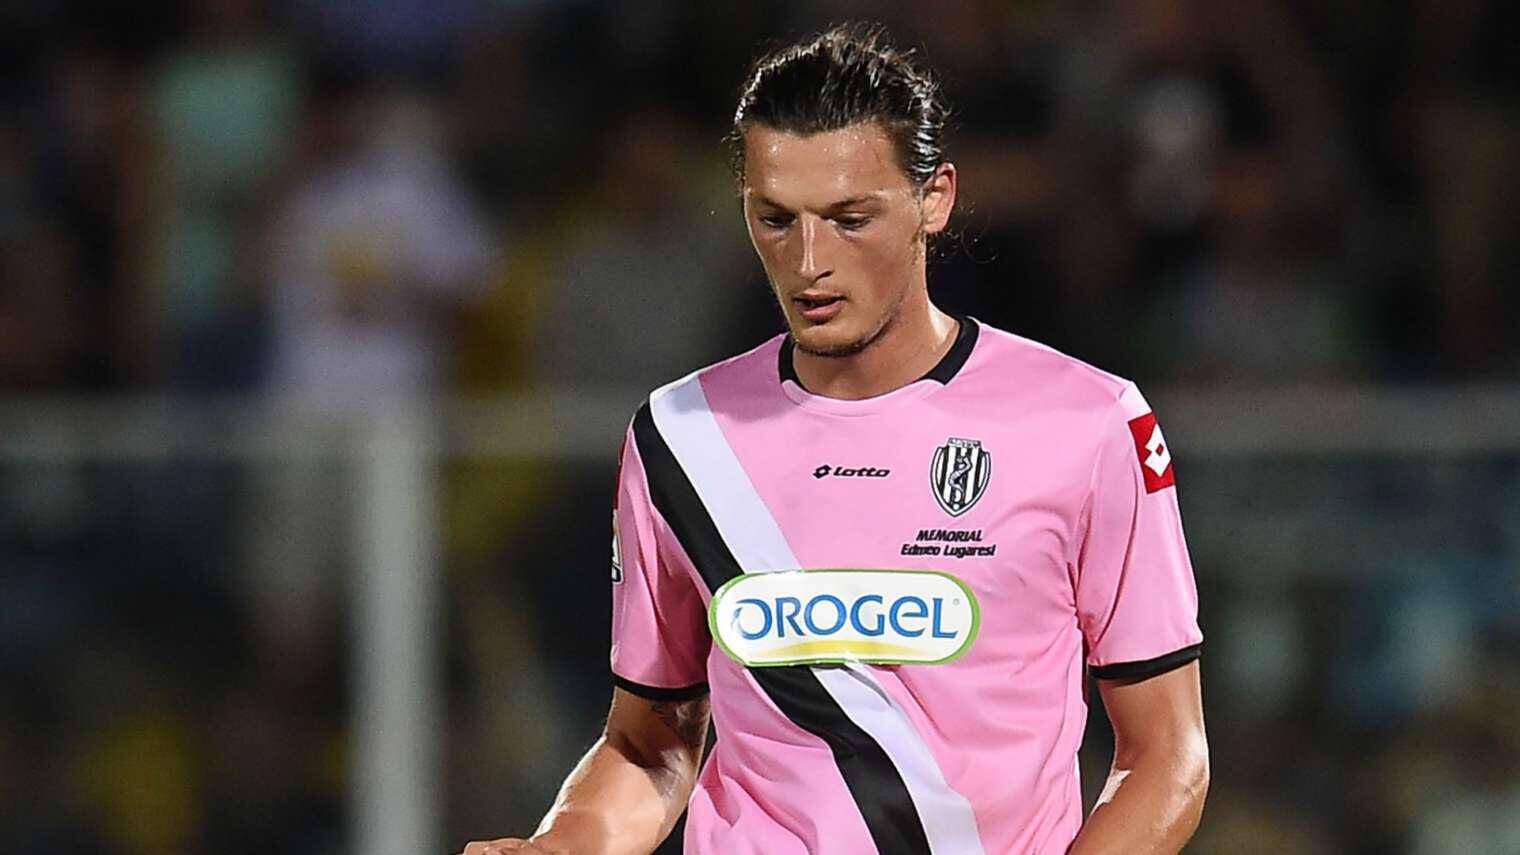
[649,372,986,855]
[812,665,988,854]
[650,372,797,573]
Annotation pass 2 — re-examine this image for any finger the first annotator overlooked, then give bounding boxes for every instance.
[462,841,524,855]
[466,840,532,855]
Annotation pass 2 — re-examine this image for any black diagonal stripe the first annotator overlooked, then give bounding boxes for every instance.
[631,401,932,855]
[744,666,936,853]
[631,403,736,595]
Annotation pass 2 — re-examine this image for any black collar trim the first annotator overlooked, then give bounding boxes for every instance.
[778,314,978,392]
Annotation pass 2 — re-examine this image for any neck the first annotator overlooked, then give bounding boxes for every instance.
[793,294,959,400]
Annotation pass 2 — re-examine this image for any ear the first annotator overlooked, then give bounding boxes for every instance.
[919,163,957,235]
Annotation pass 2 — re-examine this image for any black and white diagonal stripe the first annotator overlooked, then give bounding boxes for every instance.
[631,373,984,854]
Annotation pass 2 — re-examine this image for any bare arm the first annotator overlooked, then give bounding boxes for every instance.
[461,686,710,855]
[1068,660,1209,855]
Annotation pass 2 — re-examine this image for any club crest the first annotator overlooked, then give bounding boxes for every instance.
[930,438,992,517]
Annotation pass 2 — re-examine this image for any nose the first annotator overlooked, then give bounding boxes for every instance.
[796,215,833,282]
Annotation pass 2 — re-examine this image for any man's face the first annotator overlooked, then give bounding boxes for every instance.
[741,122,954,357]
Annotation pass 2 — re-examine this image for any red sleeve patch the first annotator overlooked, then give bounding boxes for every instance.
[1126,412,1176,493]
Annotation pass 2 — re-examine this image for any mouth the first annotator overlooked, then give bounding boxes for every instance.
[793,292,846,323]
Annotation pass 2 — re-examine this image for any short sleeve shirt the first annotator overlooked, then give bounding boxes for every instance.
[610,317,1202,854]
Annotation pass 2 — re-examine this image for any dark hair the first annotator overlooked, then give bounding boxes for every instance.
[729,23,950,189]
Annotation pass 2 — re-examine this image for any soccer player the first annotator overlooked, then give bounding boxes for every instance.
[463,24,1207,855]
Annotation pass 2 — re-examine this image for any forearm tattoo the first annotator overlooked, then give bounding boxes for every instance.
[650,696,711,753]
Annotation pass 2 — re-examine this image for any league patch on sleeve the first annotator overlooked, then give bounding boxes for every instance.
[611,437,625,583]
[1126,412,1176,493]
[610,511,624,584]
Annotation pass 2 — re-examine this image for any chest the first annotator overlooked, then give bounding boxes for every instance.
[722,410,1095,610]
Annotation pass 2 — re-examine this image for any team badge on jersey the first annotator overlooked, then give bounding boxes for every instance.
[1126,412,1176,493]
[930,437,992,517]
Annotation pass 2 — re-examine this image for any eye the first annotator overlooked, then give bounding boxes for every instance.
[835,215,872,231]
[758,213,793,229]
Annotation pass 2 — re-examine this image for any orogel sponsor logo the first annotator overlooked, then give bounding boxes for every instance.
[708,569,980,667]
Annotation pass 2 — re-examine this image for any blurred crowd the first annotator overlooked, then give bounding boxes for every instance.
[1,1,1518,853]
[4,0,1519,400]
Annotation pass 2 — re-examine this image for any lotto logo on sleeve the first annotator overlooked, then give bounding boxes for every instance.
[1127,412,1176,493]
[708,569,980,668]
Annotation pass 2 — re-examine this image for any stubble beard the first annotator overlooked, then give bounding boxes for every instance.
[785,277,909,359]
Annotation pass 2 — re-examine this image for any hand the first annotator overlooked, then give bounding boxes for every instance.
[459,838,565,855]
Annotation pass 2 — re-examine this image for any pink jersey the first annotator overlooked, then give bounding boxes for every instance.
[610,317,1202,854]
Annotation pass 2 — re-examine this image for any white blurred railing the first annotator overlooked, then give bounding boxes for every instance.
[1,384,1517,853]
[5,385,1519,462]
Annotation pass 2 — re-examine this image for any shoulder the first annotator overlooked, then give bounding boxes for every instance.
[969,319,1144,419]
[640,333,787,411]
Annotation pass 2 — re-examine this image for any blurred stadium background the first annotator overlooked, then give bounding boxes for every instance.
[2,1,1518,853]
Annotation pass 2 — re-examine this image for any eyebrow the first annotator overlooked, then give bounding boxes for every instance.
[752,192,887,212]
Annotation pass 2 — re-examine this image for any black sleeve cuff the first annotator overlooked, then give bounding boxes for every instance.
[612,673,710,702]
[1090,643,1202,681]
